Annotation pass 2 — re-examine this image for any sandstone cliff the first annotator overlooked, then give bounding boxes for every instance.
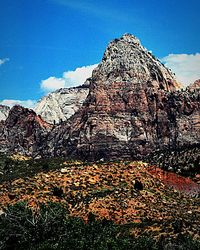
[44,34,199,160]
[35,86,89,124]
[0,105,52,155]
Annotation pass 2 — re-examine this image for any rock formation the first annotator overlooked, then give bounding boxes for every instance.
[0,105,52,155]
[44,34,199,160]
[35,86,89,124]
[0,34,199,160]
[0,105,10,121]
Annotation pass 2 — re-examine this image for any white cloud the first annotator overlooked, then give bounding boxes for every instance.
[63,64,98,86]
[0,58,9,66]
[40,64,98,92]
[0,99,36,109]
[161,53,200,87]
[41,76,65,92]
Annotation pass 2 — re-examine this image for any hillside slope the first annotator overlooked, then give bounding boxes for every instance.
[0,160,199,241]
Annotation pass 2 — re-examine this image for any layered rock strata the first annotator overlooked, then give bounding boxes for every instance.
[0,105,52,155]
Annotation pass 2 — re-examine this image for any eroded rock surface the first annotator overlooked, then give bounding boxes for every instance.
[35,86,89,124]
[0,105,10,121]
[46,34,199,160]
[0,105,52,155]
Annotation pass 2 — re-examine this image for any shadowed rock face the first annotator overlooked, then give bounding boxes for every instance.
[0,34,199,160]
[0,105,52,155]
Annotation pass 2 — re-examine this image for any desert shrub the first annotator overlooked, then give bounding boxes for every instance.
[157,234,200,250]
[0,202,199,250]
[0,202,157,250]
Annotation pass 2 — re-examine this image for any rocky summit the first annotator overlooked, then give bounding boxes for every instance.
[0,34,200,160]
[91,34,180,91]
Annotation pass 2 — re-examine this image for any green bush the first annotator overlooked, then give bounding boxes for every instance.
[0,202,156,250]
[0,202,67,250]
[0,202,199,250]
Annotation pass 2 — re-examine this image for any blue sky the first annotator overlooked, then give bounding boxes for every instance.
[0,0,200,107]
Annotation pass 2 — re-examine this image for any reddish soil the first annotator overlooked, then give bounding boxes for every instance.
[147,166,200,197]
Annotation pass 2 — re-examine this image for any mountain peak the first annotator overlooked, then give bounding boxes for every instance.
[92,34,180,91]
[120,33,141,45]
[34,86,89,124]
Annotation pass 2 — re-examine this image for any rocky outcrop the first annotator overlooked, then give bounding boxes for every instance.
[34,86,89,124]
[0,105,52,155]
[91,34,181,91]
[0,105,10,121]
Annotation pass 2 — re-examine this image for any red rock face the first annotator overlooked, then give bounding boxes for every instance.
[62,84,199,160]
[0,105,52,155]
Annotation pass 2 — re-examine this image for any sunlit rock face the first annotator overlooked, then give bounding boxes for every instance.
[0,105,10,121]
[92,33,181,91]
[35,86,89,124]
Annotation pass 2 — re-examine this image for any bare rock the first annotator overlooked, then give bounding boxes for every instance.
[188,79,200,92]
[47,34,199,160]
[0,105,10,121]
[35,86,89,124]
[0,105,52,155]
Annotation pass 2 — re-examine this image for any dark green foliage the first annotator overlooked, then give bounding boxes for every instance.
[0,202,158,250]
[157,235,200,250]
[172,219,183,233]
[134,180,143,191]
[52,186,63,197]
[0,202,67,250]
[41,162,49,171]
[0,155,65,183]
[0,202,199,250]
